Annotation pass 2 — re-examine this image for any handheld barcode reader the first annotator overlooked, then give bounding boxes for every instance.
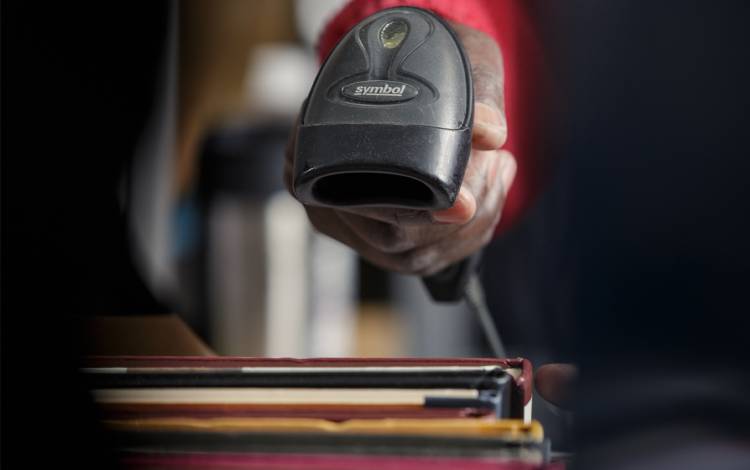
[293,7,479,303]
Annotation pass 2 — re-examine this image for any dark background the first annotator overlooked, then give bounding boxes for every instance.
[4,1,750,468]
[2,3,170,467]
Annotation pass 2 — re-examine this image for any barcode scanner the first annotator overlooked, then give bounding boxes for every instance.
[293,7,477,302]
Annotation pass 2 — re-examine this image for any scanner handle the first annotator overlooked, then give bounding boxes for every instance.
[421,252,483,302]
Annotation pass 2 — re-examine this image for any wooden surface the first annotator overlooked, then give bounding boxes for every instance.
[83,314,215,356]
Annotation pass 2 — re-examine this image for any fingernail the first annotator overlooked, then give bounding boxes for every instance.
[475,102,503,126]
[474,103,507,143]
[487,154,500,187]
[474,121,507,146]
[474,103,505,131]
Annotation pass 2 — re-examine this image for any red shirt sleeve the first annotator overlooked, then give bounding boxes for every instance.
[317,0,551,233]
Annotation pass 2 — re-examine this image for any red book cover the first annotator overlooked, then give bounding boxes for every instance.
[121,452,564,470]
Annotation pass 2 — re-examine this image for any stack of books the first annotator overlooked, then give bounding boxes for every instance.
[84,356,561,469]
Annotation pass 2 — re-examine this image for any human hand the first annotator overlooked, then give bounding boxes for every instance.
[284,21,516,276]
[535,363,578,408]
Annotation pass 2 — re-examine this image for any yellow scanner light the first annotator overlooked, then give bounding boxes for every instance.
[380,20,408,49]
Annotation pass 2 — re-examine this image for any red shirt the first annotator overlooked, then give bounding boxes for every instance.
[318,0,550,232]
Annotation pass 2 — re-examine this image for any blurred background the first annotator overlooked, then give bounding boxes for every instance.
[2,1,572,459]
[5,1,750,467]
[138,0,515,361]
[140,1,571,447]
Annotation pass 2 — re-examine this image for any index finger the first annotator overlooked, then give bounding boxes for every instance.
[473,102,507,150]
